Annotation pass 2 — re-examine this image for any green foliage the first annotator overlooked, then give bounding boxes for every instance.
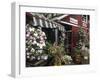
[46,42,68,66]
[74,47,81,54]
[78,27,85,43]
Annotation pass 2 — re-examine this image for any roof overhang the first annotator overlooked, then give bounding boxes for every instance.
[51,14,69,21]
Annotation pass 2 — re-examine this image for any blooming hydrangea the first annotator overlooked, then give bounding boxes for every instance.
[26,24,47,60]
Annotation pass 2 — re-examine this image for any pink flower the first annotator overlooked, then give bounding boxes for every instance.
[40,36,44,41]
[30,36,33,40]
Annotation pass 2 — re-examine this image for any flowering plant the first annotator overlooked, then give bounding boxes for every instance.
[47,42,72,65]
[26,24,47,60]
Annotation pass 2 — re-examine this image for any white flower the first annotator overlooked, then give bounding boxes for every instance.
[39,32,43,36]
[42,42,46,47]
[29,39,32,43]
[67,56,72,61]
[37,28,41,33]
[27,40,32,45]
[26,48,28,51]
[30,36,33,40]
[81,44,85,50]
[31,48,35,53]
[64,55,72,61]
[26,52,30,55]
[41,32,46,36]
[27,55,30,59]
[40,36,44,41]
[32,40,37,45]
[34,32,38,37]
[30,56,36,60]
[29,27,35,32]
[84,56,88,60]
[44,36,47,40]
[26,33,30,37]
[32,37,36,41]
[40,41,46,47]
[36,43,39,46]
[38,43,43,49]
[37,49,43,54]
[41,55,48,60]
[37,56,41,60]
[36,36,39,39]
[40,40,44,44]
[29,27,32,31]
[37,41,46,49]
[32,28,35,32]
